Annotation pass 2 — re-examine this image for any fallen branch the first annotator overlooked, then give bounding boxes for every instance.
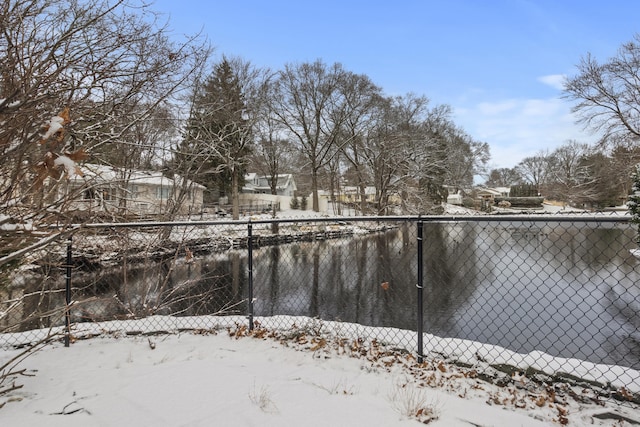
[0,381,24,396]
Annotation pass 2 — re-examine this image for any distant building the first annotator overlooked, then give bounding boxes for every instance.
[476,187,510,210]
[337,186,377,204]
[242,173,297,197]
[447,192,463,205]
[477,187,510,202]
[443,185,470,206]
[64,164,205,216]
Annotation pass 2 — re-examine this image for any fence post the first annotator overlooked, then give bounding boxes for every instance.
[247,220,254,330]
[416,219,424,363]
[65,235,73,347]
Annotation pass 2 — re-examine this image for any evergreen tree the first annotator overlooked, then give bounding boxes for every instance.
[510,183,538,197]
[290,195,300,210]
[628,164,640,244]
[177,57,252,219]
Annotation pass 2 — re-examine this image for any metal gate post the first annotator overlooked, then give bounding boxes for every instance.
[247,221,254,330]
[65,235,73,347]
[416,219,424,363]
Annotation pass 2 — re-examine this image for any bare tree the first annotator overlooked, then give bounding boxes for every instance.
[484,167,522,188]
[338,73,382,214]
[271,60,349,212]
[0,0,209,258]
[564,34,640,140]
[361,94,451,214]
[545,140,598,205]
[609,135,640,197]
[516,152,550,195]
[576,135,640,207]
[361,95,412,215]
[401,103,458,213]
[442,129,489,191]
[0,0,213,351]
[250,74,296,196]
[580,151,626,207]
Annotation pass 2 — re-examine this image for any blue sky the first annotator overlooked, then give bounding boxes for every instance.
[152,0,640,170]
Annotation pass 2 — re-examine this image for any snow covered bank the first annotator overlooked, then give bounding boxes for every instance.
[1,315,639,426]
[2,315,638,395]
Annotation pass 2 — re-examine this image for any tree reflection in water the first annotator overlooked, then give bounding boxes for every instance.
[15,222,640,369]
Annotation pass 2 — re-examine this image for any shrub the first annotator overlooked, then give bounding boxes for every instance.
[628,164,640,244]
[290,195,300,210]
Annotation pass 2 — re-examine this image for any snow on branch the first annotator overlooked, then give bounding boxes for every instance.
[33,107,89,188]
[40,107,70,146]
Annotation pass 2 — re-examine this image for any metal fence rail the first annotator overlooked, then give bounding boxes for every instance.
[1,214,639,400]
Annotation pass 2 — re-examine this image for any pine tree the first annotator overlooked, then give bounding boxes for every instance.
[628,164,640,245]
[510,184,538,197]
[290,195,300,210]
[177,57,252,219]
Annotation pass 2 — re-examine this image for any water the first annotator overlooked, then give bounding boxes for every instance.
[248,222,640,368]
[20,221,640,369]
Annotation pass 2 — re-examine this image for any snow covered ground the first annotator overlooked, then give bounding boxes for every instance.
[1,316,639,426]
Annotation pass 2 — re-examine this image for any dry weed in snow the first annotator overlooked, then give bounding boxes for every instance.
[228,321,639,426]
[248,381,279,413]
[389,380,441,423]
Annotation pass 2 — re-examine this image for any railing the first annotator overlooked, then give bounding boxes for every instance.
[1,214,639,402]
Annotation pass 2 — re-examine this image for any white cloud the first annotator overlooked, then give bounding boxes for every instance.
[521,98,563,116]
[477,100,518,115]
[537,74,566,91]
[453,96,594,169]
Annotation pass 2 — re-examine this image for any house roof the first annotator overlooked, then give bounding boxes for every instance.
[73,164,206,189]
[477,187,509,197]
[243,173,296,193]
[342,186,376,195]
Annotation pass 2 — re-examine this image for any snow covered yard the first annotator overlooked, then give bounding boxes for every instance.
[1,318,639,426]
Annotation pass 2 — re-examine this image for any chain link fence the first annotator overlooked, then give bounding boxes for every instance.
[1,214,639,401]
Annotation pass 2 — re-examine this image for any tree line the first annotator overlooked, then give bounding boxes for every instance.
[484,139,640,208]
[2,0,640,237]
[0,0,489,221]
[176,57,492,218]
[0,0,491,226]
[485,34,640,209]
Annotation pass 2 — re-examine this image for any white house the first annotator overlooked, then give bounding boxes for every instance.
[446,191,464,205]
[338,186,377,204]
[64,164,205,216]
[242,173,297,197]
[476,187,510,209]
[477,187,510,199]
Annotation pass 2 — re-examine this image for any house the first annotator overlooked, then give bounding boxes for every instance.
[476,187,510,210]
[443,185,466,205]
[242,173,297,197]
[477,187,510,202]
[236,173,299,213]
[64,164,205,216]
[337,186,377,204]
[446,191,464,205]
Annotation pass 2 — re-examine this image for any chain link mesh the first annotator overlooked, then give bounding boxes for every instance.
[1,215,639,399]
